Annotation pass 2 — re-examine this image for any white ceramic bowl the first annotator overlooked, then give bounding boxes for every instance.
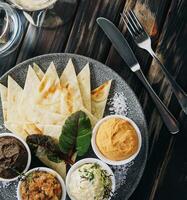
[17,167,66,200]
[66,158,115,200]
[91,115,142,166]
[0,133,31,182]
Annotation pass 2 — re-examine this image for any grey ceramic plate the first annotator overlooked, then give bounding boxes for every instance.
[0,53,148,200]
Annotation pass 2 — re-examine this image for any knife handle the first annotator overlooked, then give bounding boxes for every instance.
[135,69,179,134]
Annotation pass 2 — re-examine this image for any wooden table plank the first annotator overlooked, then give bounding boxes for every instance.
[65,0,125,62]
[153,114,187,200]
[130,0,187,199]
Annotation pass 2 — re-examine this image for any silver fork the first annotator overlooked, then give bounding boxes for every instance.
[121,10,187,115]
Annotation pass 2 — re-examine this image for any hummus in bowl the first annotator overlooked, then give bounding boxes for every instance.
[91,115,142,165]
[66,158,115,200]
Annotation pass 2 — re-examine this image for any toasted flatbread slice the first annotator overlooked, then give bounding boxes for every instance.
[5,122,62,140]
[35,62,62,114]
[36,124,62,140]
[4,122,29,140]
[91,80,112,119]
[24,123,62,140]
[19,66,66,125]
[77,63,91,112]
[33,63,44,80]
[32,60,98,126]
[19,65,40,122]
[7,76,23,122]
[0,84,7,121]
[60,59,83,115]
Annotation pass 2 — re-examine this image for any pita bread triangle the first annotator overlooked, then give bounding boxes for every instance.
[7,76,23,122]
[19,65,66,125]
[77,63,91,112]
[31,60,100,125]
[4,122,29,140]
[3,77,30,139]
[4,121,62,140]
[91,80,112,119]
[60,59,83,115]
[18,65,40,122]
[33,62,44,80]
[33,62,88,115]
[35,62,62,114]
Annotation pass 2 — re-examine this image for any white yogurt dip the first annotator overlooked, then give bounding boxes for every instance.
[68,163,113,200]
[9,0,57,11]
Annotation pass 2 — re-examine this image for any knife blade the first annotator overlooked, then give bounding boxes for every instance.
[97,17,140,72]
[97,17,179,134]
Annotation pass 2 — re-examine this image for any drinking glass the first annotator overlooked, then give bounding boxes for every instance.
[0,2,23,57]
[7,0,77,28]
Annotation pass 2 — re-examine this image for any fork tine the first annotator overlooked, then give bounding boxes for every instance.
[127,11,142,33]
[121,12,136,37]
[120,14,133,36]
[123,10,141,35]
[129,10,143,30]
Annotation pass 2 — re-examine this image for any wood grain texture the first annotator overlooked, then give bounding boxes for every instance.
[153,114,187,200]
[142,0,186,146]
[130,0,187,199]
[16,22,72,63]
[65,0,126,62]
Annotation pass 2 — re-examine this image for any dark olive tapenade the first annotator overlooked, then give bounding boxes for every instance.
[0,136,28,179]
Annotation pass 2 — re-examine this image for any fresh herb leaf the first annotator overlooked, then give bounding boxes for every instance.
[47,153,62,163]
[59,111,92,157]
[59,112,79,154]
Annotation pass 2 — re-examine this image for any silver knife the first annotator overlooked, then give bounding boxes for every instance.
[97,17,179,134]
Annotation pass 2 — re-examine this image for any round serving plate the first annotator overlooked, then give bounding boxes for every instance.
[0,53,148,200]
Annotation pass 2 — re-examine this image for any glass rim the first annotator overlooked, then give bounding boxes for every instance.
[0,2,23,56]
[0,5,9,39]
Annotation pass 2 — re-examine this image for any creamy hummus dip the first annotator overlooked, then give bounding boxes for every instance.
[0,136,28,179]
[9,0,57,11]
[68,163,112,200]
[96,118,139,161]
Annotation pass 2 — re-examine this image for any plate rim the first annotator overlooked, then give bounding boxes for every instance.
[0,53,149,200]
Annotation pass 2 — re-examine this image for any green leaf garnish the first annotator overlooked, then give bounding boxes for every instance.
[26,134,64,163]
[59,111,92,156]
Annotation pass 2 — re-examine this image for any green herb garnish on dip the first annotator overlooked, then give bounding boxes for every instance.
[68,163,112,200]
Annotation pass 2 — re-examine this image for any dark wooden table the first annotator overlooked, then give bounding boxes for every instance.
[1,0,187,199]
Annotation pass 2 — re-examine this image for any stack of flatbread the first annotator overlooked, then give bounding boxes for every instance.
[0,59,112,178]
